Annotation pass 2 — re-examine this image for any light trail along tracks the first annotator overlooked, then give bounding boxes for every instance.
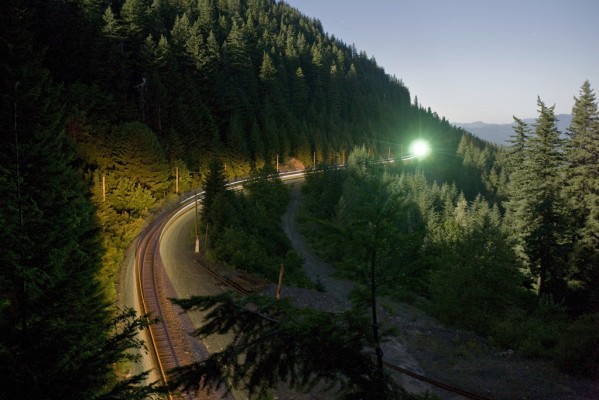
[136,213,196,400]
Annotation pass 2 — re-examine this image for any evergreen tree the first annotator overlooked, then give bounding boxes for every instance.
[426,195,522,334]
[227,112,249,159]
[250,118,265,164]
[0,2,160,397]
[506,117,531,174]
[197,0,216,34]
[223,21,256,97]
[170,12,191,49]
[564,80,599,312]
[506,99,566,298]
[504,117,532,263]
[258,51,277,87]
[170,293,405,399]
[201,158,227,226]
[121,0,148,39]
[312,147,411,381]
[110,122,170,195]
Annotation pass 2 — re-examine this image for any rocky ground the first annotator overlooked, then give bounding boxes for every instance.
[277,183,599,400]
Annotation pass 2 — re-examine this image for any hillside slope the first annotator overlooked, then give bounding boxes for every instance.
[24,0,469,180]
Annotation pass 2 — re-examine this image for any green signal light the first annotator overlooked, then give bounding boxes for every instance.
[409,139,430,159]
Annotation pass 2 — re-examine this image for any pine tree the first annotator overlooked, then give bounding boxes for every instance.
[503,117,533,265]
[506,99,566,298]
[110,122,170,195]
[427,194,521,334]
[250,118,265,164]
[197,0,216,34]
[0,2,160,398]
[121,0,148,39]
[322,147,408,381]
[564,80,599,312]
[201,158,227,226]
[170,12,191,49]
[227,112,249,159]
[223,21,257,112]
[258,51,277,83]
[170,294,402,399]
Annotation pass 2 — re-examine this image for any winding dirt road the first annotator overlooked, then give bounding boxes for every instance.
[280,183,459,399]
[279,182,599,400]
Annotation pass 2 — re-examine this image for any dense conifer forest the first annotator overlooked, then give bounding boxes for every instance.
[1,0,598,398]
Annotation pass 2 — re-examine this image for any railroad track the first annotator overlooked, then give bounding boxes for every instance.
[134,192,266,400]
[136,175,492,400]
[136,213,195,400]
[193,254,267,295]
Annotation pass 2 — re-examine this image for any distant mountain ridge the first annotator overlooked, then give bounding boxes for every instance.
[455,114,572,145]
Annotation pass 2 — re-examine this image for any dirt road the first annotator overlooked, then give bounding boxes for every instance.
[279,182,599,400]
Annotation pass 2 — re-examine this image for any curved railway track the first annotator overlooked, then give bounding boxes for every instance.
[136,213,195,400]
[135,172,492,400]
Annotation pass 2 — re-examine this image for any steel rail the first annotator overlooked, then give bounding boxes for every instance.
[383,361,492,400]
[136,214,194,400]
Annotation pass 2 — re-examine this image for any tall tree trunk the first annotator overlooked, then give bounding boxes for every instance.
[370,221,384,375]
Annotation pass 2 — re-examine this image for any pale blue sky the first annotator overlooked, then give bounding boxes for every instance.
[283,0,599,123]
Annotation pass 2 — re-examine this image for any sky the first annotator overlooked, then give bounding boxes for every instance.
[282,0,599,124]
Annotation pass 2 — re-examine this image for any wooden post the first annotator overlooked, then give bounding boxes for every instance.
[194,192,200,254]
[313,151,316,168]
[102,175,106,203]
[204,223,209,251]
[276,264,285,300]
[175,166,179,194]
[276,154,279,172]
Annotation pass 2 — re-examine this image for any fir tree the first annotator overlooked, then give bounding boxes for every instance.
[201,158,227,226]
[564,80,599,312]
[170,294,404,399]
[0,2,161,397]
[504,117,533,264]
[110,122,170,195]
[506,99,566,298]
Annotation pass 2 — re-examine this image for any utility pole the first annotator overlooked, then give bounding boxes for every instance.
[204,223,209,251]
[276,264,285,300]
[194,191,199,253]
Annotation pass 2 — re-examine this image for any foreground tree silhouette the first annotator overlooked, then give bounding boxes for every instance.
[0,2,163,397]
[170,294,425,400]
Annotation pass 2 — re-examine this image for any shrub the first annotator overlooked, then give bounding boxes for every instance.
[554,313,599,377]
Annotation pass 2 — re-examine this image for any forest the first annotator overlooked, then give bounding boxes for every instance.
[0,0,597,398]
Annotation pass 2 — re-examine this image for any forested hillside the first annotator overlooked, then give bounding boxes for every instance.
[3,0,478,298]
[6,0,597,398]
[31,0,467,172]
[0,0,477,397]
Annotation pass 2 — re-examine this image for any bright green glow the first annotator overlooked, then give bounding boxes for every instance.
[409,139,430,158]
